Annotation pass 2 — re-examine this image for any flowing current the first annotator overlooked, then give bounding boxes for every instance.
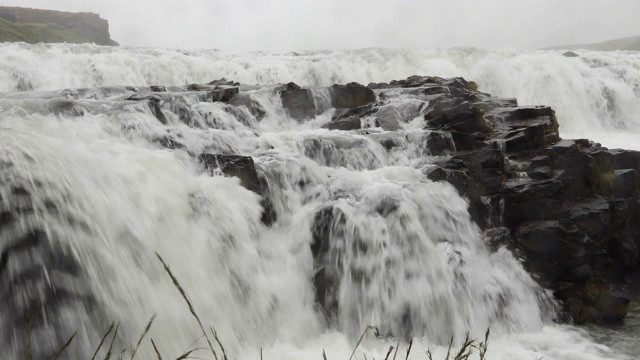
[0,43,637,359]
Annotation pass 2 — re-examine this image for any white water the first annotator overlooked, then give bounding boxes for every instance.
[0,44,636,359]
[1,44,640,149]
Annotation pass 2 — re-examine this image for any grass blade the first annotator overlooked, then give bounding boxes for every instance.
[210,327,228,360]
[322,349,327,360]
[151,339,163,360]
[53,331,77,360]
[91,322,115,360]
[349,326,380,360]
[103,322,120,360]
[175,347,205,360]
[404,339,413,360]
[131,314,157,360]
[25,312,32,360]
[156,253,219,360]
[383,346,394,360]
[392,340,400,360]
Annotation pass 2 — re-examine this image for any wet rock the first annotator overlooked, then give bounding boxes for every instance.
[311,206,344,319]
[591,292,630,322]
[425,99,491,134]
[229,93,267,120]
[611,169,639,198]
[280,87,317,121]
[514,220,587,261]
[323,117,361,131]
[569,199,611,242]
[329,82,376,109]
[199,154,276,226]
[207,87,239,102]
[563,51,580,58]
[546,143,598,200]
[207,78,240,86]
[425,131,456,155]
[503,180,569,226]
[0,228,101,359]
[374,116,401,131]
[49,99,86,116]
[148,100,168,124]
[610,231,639,268]
[150,85,168,92]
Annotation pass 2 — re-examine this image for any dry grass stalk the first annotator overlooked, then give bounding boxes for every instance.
[404,338,413,360]
[151,339,163,360]
[103,322,120,360]
[91,322,115,360]
[53,331,77,360]
[156,252,219,360]
[349,326,380,360]
[131,314,157,360]
[211,326,228,360]
[383,346,394,360]
[392,339,400,360]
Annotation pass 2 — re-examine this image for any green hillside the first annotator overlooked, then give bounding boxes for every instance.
[0,17,89,44]
[0,6,117,45]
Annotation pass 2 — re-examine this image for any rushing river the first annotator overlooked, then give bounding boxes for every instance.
[0,43,638,359]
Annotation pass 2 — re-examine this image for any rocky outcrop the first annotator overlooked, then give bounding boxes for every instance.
[308,74,637,324]
[0,6,118,45]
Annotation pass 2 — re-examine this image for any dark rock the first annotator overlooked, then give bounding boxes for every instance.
[148,100,168,125]
[229,93,267,120]
[49,99,86,116]
[207,87,239,102]
[547,143,598,200]
[610,231,639,268]
[611,169,639,198]
[329,83,376,109]
[425,99,491,134]
[425,131,456,155]
[207,78,239,86]
[374,116,401,131]
[514,220,587,261]
[449,131,488,151]
[332,105,377,121]
[592,292,630,322]
[280,88,316,121]
[503,180,569,226]
[570,199,611,243]
[150,85,168,92]
[563,51,580,58]
[199,154,276,226]
[323,117,361,131]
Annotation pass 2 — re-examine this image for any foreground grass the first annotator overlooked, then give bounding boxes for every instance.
[26,253,491,360]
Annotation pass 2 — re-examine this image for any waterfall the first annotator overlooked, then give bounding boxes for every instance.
[0,44,632,360]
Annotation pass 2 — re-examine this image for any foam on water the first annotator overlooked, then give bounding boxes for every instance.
[1,44,639,148]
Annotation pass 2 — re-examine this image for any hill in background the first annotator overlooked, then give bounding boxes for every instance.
[553,35,640,51]
[0,6,118,46]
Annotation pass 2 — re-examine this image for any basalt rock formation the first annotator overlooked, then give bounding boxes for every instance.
[0,6,118,45]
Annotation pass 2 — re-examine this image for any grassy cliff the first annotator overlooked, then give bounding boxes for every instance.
[0,6,118,45]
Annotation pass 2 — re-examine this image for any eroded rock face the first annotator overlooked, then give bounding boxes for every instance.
[359,75,639,324]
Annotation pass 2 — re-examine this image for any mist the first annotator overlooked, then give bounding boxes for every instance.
[3,0,640,52]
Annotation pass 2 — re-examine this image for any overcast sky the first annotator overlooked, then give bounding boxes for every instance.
[3,0,640,52]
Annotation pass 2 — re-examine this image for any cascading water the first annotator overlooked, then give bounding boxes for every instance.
[2,44,640,148]
[0,43,635,360]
